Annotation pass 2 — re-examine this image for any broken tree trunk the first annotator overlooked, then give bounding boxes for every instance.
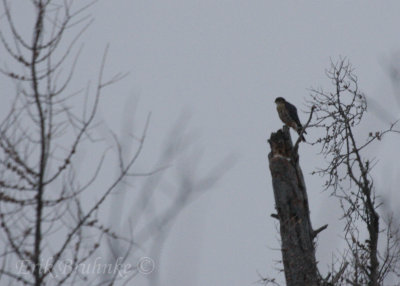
[268,126,321,286]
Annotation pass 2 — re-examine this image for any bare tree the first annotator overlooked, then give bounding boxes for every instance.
[266,59,400,286]
[309,59,400,286]
[0,1,230,285]
[0,1,144,285]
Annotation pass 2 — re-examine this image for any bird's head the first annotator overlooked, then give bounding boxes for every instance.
[275,97,286,105]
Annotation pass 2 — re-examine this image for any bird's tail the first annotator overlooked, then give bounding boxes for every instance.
[297,126,306,142]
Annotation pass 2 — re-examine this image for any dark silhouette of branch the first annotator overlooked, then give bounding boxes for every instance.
[308,58,400,286]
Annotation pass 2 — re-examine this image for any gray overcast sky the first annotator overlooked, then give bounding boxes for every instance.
[2,1,400,285]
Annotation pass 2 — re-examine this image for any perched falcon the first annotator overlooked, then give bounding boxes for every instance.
[274,97,306,141]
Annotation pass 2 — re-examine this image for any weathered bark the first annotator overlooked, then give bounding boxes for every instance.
[268,126,320,286]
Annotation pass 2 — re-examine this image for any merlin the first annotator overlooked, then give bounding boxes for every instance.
[274,97,306,141]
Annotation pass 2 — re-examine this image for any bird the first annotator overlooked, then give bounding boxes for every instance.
[274,97,306,141]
